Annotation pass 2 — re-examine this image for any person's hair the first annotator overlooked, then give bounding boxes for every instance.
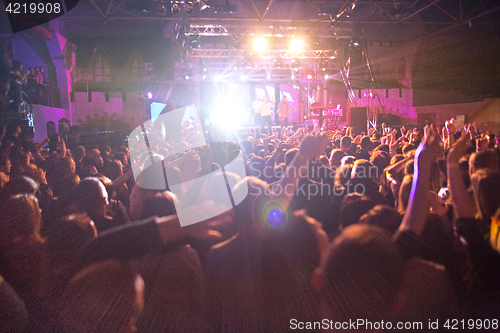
[390,154,405,165]
[360,136,372,150]
[471,170,500,221]
[141,191,177,219]
[340,136,352,150]
[0,194,43,244]
[73,146,86,160]
[105,160,123,181]
[351,159,376,179]
[470,150,499,174]
[56,156,75,177]
[58,259,144,333]
[402,144,416,155]
[334,164,352,186]
[339,193,376,228]
[321,224,405,322]
[53,174,80,201]
[11,59,22,71]
[370,152,389,181]
[319,155,329,168]
[117,146,129,154]
[360,205,402,235]
[329,149,346,169]
[377,144,390,154]
[1,175,38,200]
[113,152,127,164]
[72,177,106,214]
[341,155,356,166]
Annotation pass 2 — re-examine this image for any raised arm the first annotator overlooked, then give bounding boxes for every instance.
[447,134,475,218]
[397,127,443,236]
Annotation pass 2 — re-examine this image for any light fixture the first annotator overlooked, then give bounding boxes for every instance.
[291,58,301,69]
[190,35,201,48]
[171,4,180,14]
[290,38,303,51]
[274,58,284,69]
[267,73,271,80]
[253,38,267,52]
[306,73,313,80]
[232,35,242,49]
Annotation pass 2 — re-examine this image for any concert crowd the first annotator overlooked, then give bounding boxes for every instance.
[0,115,500,332]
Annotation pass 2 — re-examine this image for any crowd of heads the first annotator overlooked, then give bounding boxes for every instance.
[0,116,499,332]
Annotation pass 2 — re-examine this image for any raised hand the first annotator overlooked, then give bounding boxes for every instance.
[415,127,443,166]
[299,133,329,160]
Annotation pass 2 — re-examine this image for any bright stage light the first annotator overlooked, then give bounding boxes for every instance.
[214,75,222,81]
[306,73,313,80]
[324,74,329,80]
[253,38,267,52]
[267,73,271,80]
[210,97,247,130]
[241,75,247,81]
[290,38,303,51]
[147,92,153,99]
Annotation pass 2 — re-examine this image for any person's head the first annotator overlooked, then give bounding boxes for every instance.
[341,155,356,166]
[320,224,405,322]
[141,191,177,219]
[1,175,39,200]
[0,194,43,244]
[359,205,402,235]
[360,136,372,150]
[58,259,144,333]
[390,154,405,165]
[329,149,346,169]
[57,156,76,177]
[319,155,330,168]
[334,164,352,186]
[469,150,499,175]
[105,160,123,181]
[117,146,129,159]
[339,193,376,228]
[282,96,287,102]
[402,144,416,157]
[113,152,127,167]
[370,152,389,181]
[471,170,500,221]
[263,96,268,102]
[11,59,22,71]
[351,159,376,180]
[340,136,352,152]
[0,154,11,174]
[377,144,390,154]
[73,177,108,216]
[73,146,86,161]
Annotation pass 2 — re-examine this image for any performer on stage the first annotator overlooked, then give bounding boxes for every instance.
[278,96,300,138]
[258,96,274,135]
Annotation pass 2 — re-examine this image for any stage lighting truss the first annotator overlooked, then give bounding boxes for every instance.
[186,25,354,39]
[189,49,337,59]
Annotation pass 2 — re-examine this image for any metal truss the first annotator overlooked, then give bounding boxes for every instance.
[187,24,355,39]
[190,49,338,59]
